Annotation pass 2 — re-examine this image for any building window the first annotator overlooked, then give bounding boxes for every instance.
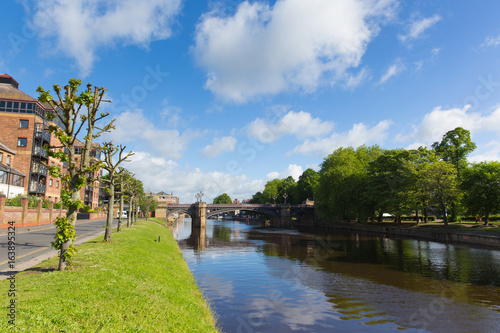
[0,153,3,163]
[17,138,27,147]
[49,179,53,187]
[6,155,11,165]
[19,119,29,128]
[56,180,59,188]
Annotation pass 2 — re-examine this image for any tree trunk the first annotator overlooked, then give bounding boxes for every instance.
[58,184,79,271]
[378,211,383,223]
[415,209,419,225]
[104,179,114,241]
[485,212,490,226]
[424,207,428,224]
[440,200,448,226]
[118,182,123,232]
[127,197,133,227]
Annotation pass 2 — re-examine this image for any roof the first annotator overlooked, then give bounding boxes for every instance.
[0,164,26,177]
[0,74,37,101]
[0,141,16,155]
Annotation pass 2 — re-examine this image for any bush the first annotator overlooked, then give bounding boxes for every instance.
[5,194,41,208]
[53,202,62,209]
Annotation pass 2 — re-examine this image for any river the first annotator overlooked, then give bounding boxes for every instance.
[173,218,500,333]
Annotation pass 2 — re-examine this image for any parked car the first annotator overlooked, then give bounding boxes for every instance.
[117,211,128,218]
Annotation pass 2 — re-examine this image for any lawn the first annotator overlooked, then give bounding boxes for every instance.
[1,220,218,332]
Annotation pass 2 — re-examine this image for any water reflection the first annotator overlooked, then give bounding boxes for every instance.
[175,219,500,333]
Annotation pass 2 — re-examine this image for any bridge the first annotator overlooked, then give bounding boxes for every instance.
[154,202,315,228]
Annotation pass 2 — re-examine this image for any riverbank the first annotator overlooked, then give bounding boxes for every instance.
[1,220,218,332]
[312,220,500,248]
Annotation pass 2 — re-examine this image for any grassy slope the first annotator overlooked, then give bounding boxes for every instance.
[1,221,218,332]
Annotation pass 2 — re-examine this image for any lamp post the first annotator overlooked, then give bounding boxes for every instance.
[273,195,276,205]
[283,192,288,205]
[196,191,204,203]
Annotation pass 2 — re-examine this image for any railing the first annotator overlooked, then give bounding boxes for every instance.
[34,131,51,142]
[29,182,46,193]
[31,164,47,175]
[33,147,48,158]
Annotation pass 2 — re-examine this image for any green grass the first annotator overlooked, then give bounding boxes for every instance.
[1,220,219,332]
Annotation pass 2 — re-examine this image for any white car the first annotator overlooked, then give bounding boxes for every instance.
[117,211,128,219]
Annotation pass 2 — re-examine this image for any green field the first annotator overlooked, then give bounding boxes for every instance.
[1,220,219,332]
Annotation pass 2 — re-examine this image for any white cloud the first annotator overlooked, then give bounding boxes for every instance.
[469,141,500,162]
[247,110,334,143]
[127,151,264,203]
[344,67,370,88]
[396,105,500,144]
[192,0,397,102]
[379,59,405,84]
[31,0,182,76]
[102,109,199,160]
[202,136,237,158]
[399,14,441,42]
[481,35,500,47]
[291,120,392,155]
[266,164,303,181]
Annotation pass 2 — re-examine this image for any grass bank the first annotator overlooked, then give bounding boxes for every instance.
[1,220,218,332]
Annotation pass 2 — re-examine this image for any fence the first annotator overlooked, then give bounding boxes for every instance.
[0,193,67,228]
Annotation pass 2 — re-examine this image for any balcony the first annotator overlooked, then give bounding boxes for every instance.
[33,147,48,159]
[35,131,51,143]
[29,182,46,194]
[31,164,47,176]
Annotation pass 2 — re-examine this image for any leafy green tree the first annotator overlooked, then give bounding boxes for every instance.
[250,191,265,204]
[419,161,460,225]
[366,149,421,223]
[262,178,281,204]
[317,147,376,222]
[139,195,158,220]
[295,168,319,204]
[432,127,476,174]
[432,127,476,221]
[278,176,297,204]
[213,193,232,204]
[37,79,114,270]
[461,161,500,225]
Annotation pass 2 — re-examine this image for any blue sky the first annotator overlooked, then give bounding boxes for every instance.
[1,0,500,203]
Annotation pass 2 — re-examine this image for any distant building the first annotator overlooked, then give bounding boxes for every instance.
[146,190,179,204]
[232,198,240,204]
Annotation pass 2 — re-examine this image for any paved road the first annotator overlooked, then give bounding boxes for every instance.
[0,218,125,279]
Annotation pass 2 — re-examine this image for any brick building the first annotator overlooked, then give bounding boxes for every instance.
[0,74,57,200]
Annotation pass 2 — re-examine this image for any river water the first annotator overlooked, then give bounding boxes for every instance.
[173,219,500,333]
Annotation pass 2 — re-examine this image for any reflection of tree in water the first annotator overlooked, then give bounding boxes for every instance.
[212,224,231,242]
[247,229,500,309]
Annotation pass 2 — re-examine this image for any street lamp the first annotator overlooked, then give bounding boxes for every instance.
[283,193,288,204]
[195,191,204,203]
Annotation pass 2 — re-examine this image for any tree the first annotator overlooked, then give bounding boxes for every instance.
[101,142,134,241]
[123,174,143,226]
[213,193,232,204]
[419,161,460,226]
[250,191,265,204]
[317,147,375,222]
[295,168,319,204]
[37,79,114,270]
[461,161,500,225]
[432,127,476,175]
[140,195,158,220]
[262,179,281,204]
